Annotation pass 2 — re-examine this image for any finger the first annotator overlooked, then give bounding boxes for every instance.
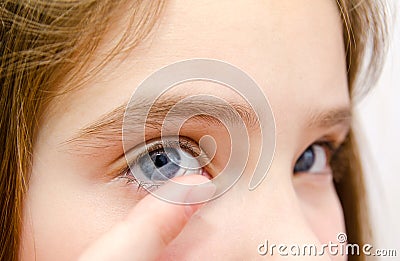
[78,175,216,261]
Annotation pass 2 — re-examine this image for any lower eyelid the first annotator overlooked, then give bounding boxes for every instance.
[293,169,334,185]
[201,169,213,179]
[118,172,163,193]
[116,165,213,196]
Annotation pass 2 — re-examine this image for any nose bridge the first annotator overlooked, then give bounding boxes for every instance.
[216,162,316,254]
[169,161,321,260]
[240,162,301,220]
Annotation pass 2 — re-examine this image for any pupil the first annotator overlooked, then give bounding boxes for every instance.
[138,147,183,181]
[153,153,169,168]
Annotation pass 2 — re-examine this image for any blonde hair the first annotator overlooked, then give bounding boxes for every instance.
[0,0,387,260]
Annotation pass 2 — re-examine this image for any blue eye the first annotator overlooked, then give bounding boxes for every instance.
[139,148,185,180]
[130,138,203,182]
[294,144,328,173]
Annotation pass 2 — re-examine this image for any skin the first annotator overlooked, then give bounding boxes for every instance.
[21,0,350,260]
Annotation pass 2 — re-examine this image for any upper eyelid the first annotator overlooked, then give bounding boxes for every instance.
[111,136,206,179]
[314,141,337,154]
[293,134,347,170]
[126,137,199,165]
[318,130,350,152]
[298,125,350,158]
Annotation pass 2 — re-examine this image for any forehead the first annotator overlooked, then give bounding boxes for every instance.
[48,0,349,142]
[153,0,349,101]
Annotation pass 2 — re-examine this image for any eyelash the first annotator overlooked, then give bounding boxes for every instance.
[117,137,203,191]
[294,139,340,173]
[116,135,343,191]
[314,140,337,158]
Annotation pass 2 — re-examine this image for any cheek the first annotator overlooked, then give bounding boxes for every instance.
[294,174,346,260]
[20,153,137,261]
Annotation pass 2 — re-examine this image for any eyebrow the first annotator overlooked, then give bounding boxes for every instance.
[307,107,351,129]
[64,95,351,150]
[63,95,260,150]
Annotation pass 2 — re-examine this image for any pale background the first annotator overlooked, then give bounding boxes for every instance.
[355,0,399,256]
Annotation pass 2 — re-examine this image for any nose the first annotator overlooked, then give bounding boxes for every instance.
[161,161,333,260]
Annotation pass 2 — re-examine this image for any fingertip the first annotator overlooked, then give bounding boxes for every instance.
[78,175,216,260]
[184,203,203,219]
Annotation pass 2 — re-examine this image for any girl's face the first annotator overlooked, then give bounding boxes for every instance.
[21,0,350,260]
